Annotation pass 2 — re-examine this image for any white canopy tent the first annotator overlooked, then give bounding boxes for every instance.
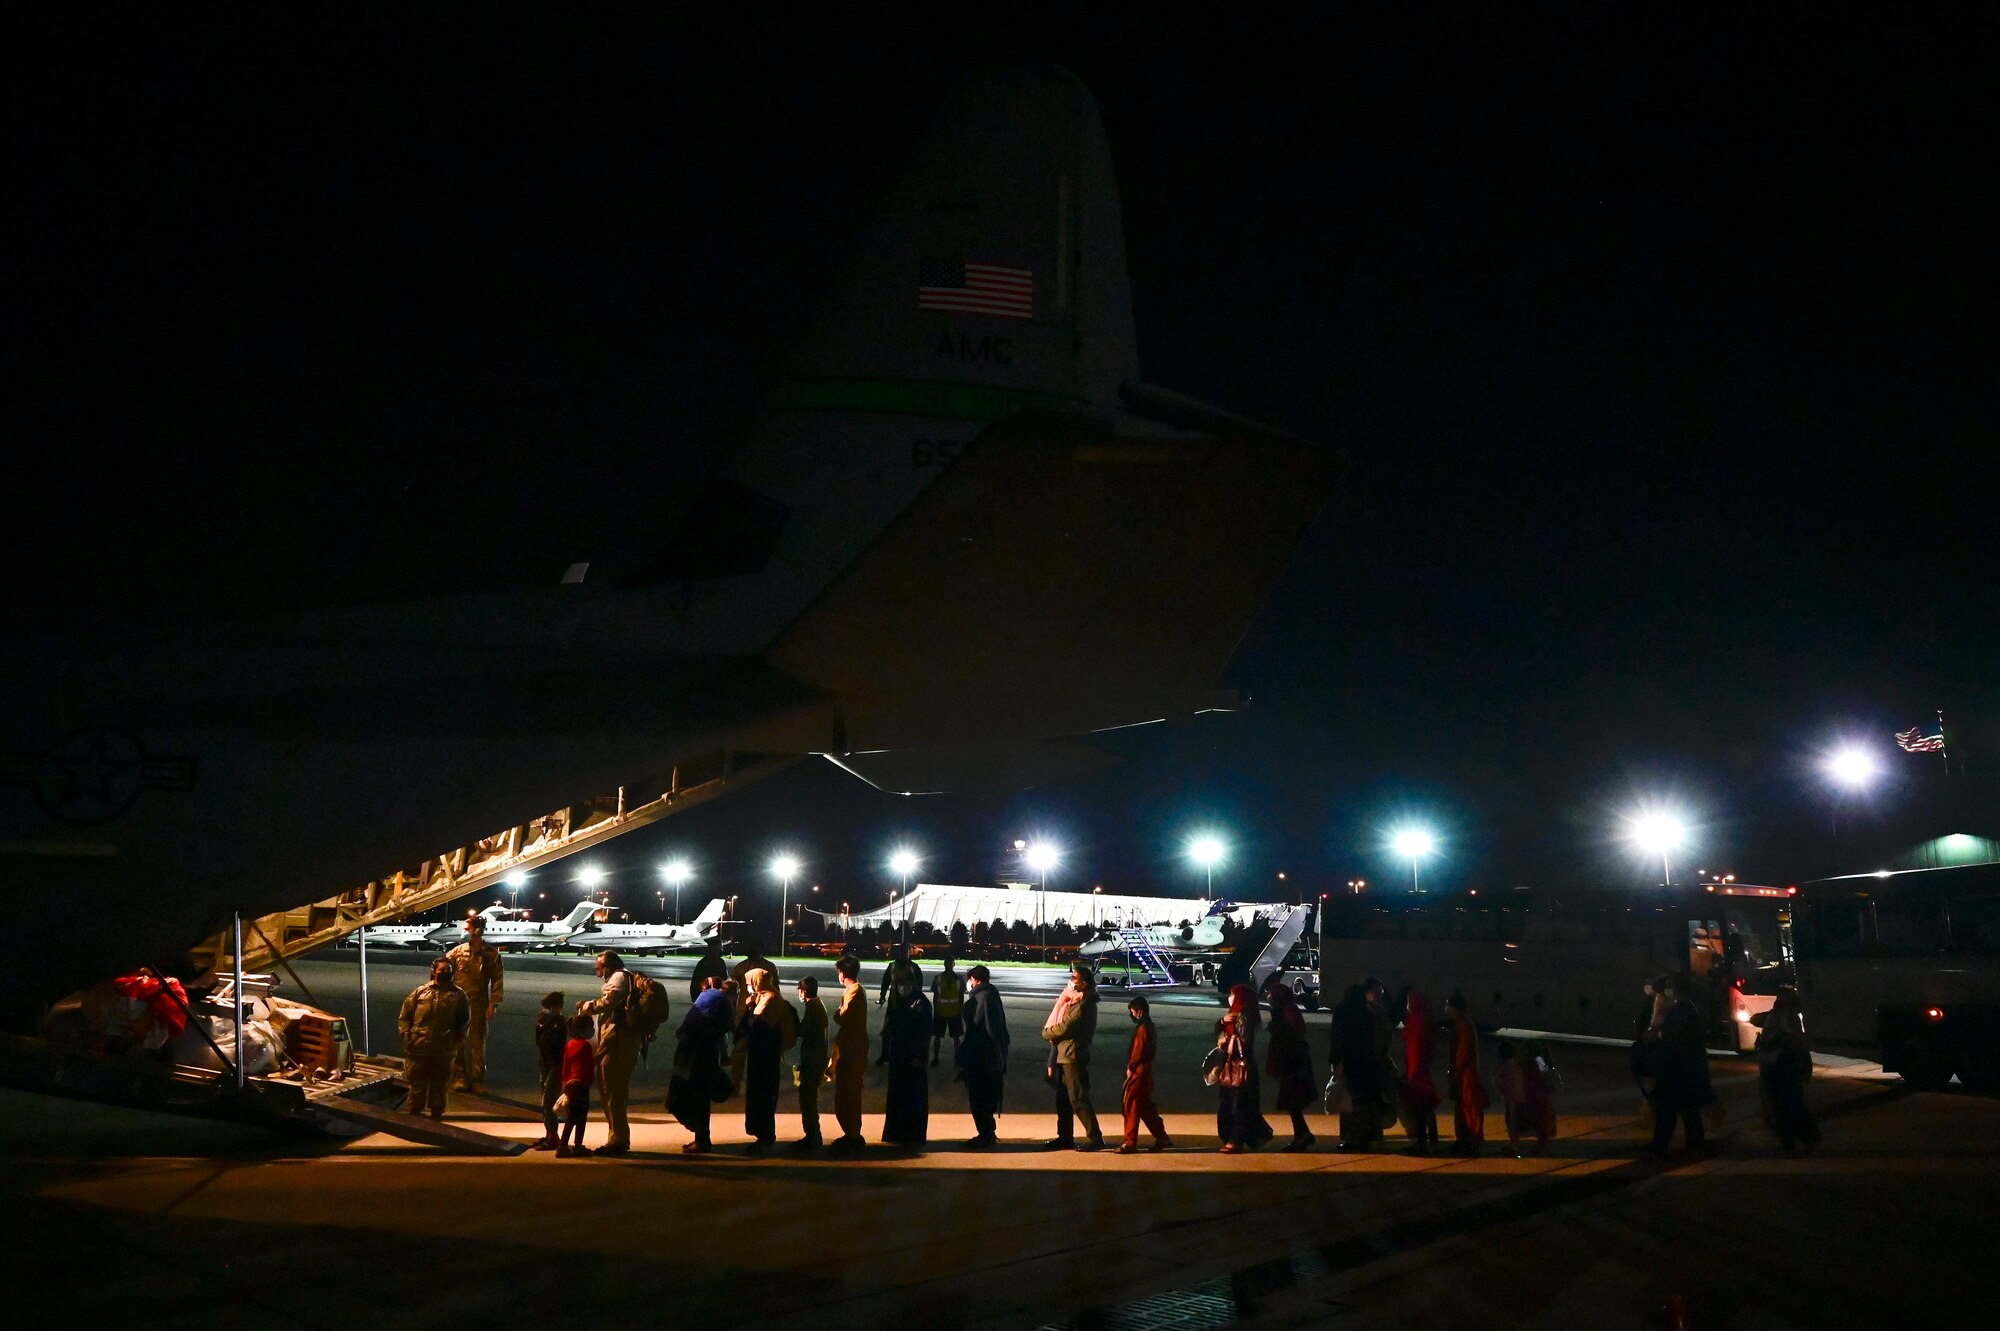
[842,883,1275,933]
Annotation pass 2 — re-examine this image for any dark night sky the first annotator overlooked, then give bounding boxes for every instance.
[7,14,1993,912]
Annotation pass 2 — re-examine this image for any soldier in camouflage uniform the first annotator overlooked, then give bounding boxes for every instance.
[399,956,469,1119]
[447,913,505,1093]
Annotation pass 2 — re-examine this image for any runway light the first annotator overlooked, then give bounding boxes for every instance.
[574,864,606,889]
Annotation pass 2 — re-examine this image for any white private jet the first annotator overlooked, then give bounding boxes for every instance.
[425,899,602,951]
[1076,912,1227,960]
[563,897,726,955]
[348,903,508,949]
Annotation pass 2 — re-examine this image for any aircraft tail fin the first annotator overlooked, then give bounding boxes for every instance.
[691,898,726,932]
[559,901,601,930]
[782,64,1137,411]
[630,66,1138,593]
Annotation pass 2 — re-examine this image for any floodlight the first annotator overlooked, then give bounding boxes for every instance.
[1390,827,1436,860]
[1629,814,1686,855]
[1823,746,1880,792]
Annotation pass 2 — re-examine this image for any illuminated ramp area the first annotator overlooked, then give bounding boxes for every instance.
[206,750,798,973]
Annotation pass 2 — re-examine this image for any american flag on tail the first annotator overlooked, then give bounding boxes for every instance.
[1896,723,1946,753]
[918,260,1034,318]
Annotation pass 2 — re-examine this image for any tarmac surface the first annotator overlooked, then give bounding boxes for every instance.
[2,949,1995,1328]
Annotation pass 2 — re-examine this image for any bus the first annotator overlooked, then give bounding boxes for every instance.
[1792,862,2000,1089]
[1317,882,1796,1052]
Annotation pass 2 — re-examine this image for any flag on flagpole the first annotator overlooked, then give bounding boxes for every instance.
[1895,723,1945,753]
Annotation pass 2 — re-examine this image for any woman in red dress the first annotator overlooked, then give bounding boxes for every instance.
[1445,990,1487,1155]
[1397,987,1442,1154]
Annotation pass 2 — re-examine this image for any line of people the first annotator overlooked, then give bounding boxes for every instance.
[405,943,1818,1159]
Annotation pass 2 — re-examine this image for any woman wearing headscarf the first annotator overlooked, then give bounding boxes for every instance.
[738,968,795,1153]
[668,976,732,1153]
[1328,984,1383,1150]
[1756,985,1818,1152]
[1396,986,1441,1154]
[1215,983,1274,1153]
[881,963,933,1146]
[1263,979,1317,1151]
[1444,990,1487,1155]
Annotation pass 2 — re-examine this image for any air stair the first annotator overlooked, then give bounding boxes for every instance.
[1247,904,1310,996]
[1103,928,1180,989]
[203,748,800,974]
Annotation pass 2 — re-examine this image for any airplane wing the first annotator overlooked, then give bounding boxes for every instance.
[0,66,1333,1015]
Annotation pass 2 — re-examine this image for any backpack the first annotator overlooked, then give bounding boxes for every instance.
[626,971,671,1053]
[776,998,799,1054]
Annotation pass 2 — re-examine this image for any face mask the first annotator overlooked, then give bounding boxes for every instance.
[1130,1013,1143,1024]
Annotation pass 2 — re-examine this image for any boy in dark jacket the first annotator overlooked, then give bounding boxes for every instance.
[533,990,566,1150]
[793,975,829,1149]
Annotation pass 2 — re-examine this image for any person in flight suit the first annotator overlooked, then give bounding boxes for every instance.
[399,956,470,1119]
[447,912,505,1094]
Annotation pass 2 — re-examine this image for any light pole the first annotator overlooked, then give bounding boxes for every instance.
[661,859,692,925]
[1092,885,1103,930]
[1390,828,1435,893]
[1188,834,1225,902]
[1628,813,1686,887]
[770,853,800,958]
[505,870,527,913]
[889,849,919,947]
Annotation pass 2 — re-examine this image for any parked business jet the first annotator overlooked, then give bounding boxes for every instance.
[1077,913,1227,960]
[348,903,507,950]
[425,899,603,951]
[563,897,726,955]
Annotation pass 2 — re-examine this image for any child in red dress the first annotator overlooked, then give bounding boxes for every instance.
[557,1014,596,1158]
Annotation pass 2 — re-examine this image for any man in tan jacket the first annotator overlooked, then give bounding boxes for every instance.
[576,950,637,1155]
[447,913,505,1093]
[399,957,469,1119]
[826,955,869,1153]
